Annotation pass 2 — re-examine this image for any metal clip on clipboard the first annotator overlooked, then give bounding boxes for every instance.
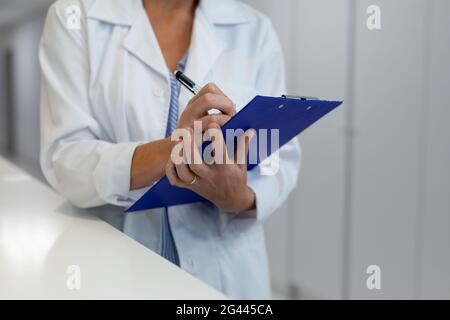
[282,94,319,101]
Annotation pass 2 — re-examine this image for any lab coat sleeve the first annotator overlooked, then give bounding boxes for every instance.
[247,18,302,223]
[39,2,141,209]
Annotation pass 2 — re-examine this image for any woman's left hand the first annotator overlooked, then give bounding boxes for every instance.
[165,123,256,214]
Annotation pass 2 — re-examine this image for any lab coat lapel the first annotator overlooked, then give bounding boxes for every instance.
[87,0,168,78]
[179,7,226,112]
[122,9,168,80]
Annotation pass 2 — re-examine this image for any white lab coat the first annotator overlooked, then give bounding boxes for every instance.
[40,0,301,299]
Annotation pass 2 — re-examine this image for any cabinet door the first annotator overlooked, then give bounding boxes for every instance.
[420,0,450,300]
[288,0,350,299]
[0,49,8,152]
[11,17,44,162]
[349,0,427,299]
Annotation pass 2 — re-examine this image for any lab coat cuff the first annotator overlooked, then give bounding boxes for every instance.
[92,141,143,207]
[247,173,277,223]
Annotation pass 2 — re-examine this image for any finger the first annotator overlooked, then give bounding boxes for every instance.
[207,122,229,166]
[175,145,197,183]
[236,129,256,168]
[169,141,185,166]
[166,159,184,188]
[187,128,212,178]
[199,114,231,129]
[188,83,225,104]
[175,162,196,184]
[188,93,236,118]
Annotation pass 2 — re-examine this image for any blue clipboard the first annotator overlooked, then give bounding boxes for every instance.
[126,95,343,212]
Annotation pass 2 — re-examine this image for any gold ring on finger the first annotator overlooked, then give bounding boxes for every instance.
[187,175,198,185]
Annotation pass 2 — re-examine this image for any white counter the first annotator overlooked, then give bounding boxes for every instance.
[0,157,225,299]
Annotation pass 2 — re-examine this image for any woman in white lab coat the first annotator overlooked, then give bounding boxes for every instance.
[40,0,301,299]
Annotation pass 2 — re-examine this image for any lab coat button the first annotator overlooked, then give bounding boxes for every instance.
[185,257,195,268]
[184,258,196,275]
[153,88,165,98]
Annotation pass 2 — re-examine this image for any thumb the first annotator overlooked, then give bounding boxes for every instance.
[236,129,256,167]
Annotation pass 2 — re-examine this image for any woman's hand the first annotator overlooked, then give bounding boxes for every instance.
[165,123,256,214]
[131,83,235,191]
[177,83,236,131]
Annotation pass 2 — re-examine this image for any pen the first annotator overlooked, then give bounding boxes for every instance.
[174,70,202,95]
[175,70,221,115]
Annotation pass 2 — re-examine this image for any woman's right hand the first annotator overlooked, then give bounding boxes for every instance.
[177,83,236,131]
[130,83,236,191]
